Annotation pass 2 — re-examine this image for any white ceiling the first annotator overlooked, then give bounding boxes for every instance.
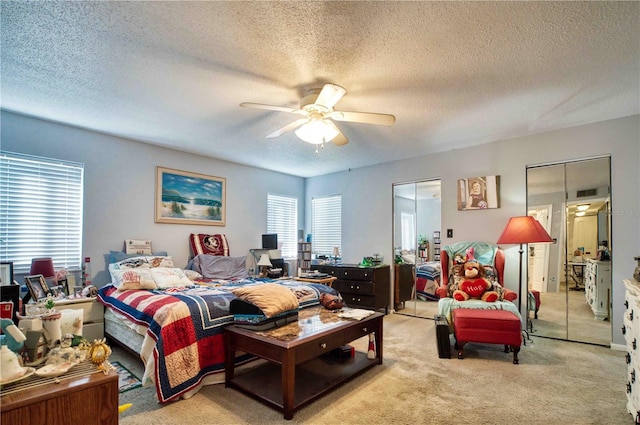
[1,2,638,178]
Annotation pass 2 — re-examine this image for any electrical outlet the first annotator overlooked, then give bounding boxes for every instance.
[447,229,453,238]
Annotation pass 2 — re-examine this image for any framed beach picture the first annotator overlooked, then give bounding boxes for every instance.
[457,175,500,211]
[155,166,226,226]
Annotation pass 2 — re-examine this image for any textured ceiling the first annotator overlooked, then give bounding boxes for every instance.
[1,2,638,178]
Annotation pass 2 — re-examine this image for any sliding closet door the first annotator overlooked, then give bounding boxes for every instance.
[526,157,611,345]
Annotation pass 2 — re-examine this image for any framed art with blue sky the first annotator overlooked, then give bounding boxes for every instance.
[155,166,226,226]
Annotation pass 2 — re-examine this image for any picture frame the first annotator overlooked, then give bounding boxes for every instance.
[433,238,441,244]
[155,166,226,226]
[0,262,13,286]
[25,274,51,302]
[457,175,501,211]
[433,231,440,238]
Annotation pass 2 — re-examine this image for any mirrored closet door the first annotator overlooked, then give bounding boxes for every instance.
[526,157,611,345]
[392,180,441,318]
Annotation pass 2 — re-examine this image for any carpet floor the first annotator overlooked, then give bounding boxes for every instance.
[113,312,631,425]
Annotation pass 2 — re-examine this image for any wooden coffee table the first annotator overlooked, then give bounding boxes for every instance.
[225,306,383,420]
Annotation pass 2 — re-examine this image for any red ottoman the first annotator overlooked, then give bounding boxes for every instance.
[452,309,522,364]
[529,290,541,319]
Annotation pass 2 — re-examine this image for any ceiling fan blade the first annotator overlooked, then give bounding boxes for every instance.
[314,84,346,109]
[323,120,349,146]
[266,118,309,138]
[240,102,305,115]
[331,111,396,126]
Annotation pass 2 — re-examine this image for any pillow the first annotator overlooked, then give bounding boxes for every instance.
[192,254,248,280]
[110,255,174,270]
[231,283,299,318]
[111,269,157,291]
[183,269,203,282]
[150,268,193,289]
[190,233,229,256]
[109,251,169,264]
[125,239,152,255]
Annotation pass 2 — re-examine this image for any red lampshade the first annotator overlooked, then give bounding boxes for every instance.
[497,216,553,245]
[30,257,55,278]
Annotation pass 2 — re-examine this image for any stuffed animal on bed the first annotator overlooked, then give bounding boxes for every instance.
[451,248,500,302]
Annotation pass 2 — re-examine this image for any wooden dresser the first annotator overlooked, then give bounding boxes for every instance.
[1,370,119,425]
[394,263,414,311]
[584,259,611,320]
[623,279,640,423]
[315,264,390,313]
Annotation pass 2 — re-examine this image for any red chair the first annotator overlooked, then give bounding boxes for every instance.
[435,242,517,302]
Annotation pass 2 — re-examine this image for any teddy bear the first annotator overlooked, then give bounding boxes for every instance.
[451,248,500,302]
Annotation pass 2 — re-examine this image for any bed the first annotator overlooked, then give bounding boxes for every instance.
[415,261,441,301]
[98,251,338,403]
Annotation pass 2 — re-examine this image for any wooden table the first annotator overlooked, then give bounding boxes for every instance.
[1,369,119,425]
[225,306,383,420]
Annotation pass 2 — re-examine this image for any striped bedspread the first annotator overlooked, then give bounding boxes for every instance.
[98,279,336,403]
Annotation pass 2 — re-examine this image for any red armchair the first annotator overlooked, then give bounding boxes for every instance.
[435,242,517,302]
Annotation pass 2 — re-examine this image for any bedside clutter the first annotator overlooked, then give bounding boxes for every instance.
[314,264,390,314]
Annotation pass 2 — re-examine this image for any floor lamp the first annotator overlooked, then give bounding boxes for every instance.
[496,216,553,314]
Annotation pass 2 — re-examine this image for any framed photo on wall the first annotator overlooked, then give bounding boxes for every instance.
[0,262,13,286]
[457,175,500,210]
[155,166,226,226]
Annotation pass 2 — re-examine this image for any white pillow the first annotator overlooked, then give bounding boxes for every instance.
[112,268,157,291]
[111,255,174,271]
[151,268,193,289]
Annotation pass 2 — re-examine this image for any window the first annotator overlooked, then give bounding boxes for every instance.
[267,194,297,259]
[401,213,416,250]
[0,152,84,274]
[312,195,341,256]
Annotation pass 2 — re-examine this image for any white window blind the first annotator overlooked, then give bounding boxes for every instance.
[312,195,341,256]
[401,213,416,250]
[267,194,297,259]
[0,152,84,274]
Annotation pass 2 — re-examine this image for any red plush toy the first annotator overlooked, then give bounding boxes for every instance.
[452,248,499,302]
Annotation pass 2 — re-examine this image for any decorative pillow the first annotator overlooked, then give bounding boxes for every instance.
[111,255,174,270]
[231,283,299,318]
[111,269,157,291]
[183,269,203,282]
[189,233,229,257]
[150,268,193,289]
[447,275,462,297]
[125,239,152,255]
[109,251,169,264]
[482,265,499,284]
[192,255,248,280]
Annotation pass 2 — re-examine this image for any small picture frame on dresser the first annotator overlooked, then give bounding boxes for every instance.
[25,274,51,302]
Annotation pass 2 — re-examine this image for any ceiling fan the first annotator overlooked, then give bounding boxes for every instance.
[240,83,395,146]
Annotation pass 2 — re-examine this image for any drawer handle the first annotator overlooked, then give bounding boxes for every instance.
[625,300,629,309]
[632,369,636,383]
[623,325,627,335]
[362,327,368,333]
[320,343,327,349]
[627,353,632,364]
[628,382,633,394]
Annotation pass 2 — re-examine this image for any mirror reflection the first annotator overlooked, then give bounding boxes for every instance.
[526,157,611,345]
[393,180,442,318]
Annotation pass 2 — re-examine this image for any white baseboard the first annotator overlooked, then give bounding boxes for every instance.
[610,342,626,351]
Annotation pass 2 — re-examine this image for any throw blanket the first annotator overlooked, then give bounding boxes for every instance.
[437,298,521,332]
[98,279,335,403]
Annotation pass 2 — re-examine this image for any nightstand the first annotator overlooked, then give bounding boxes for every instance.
[55,297,104,341]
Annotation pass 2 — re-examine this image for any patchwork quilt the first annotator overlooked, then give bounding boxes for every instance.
[98,279,336,403]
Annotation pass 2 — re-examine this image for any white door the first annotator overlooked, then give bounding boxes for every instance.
[529,205,552,292]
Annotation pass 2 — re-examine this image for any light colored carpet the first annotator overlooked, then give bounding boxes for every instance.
[114,313,630,425]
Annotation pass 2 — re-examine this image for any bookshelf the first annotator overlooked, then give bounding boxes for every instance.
[297,242,312,272]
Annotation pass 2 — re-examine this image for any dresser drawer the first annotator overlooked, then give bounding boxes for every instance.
[55,299,104,323]
[343,294,376,308]
[333,280,375,296]
[343,321,377,342]
[335,267,374,281]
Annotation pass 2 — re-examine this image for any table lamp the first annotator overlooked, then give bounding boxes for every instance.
[497,216,553,313]
[257,254,272,278]
[30,257,55,281]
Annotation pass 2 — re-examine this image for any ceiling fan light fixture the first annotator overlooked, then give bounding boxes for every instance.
[575,211,586,217]
[295,119,338,145]
[577,204,590,211]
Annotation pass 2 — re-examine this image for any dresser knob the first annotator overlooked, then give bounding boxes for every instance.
[632,369,636,383]
[625,300,629,309]
[632,310,635,321]
[627,353,632,364]
[623,326,627,335]
[362,327,368,333]
[628,382,633,394]
[320,343,326,349]
[634,338,637,350]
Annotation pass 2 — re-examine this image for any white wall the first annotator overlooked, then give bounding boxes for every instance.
[306,115,639,346]
[1,111,305,285]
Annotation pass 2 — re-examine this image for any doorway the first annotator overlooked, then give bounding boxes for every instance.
[392,179,442,318]
[526,157,612,345]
